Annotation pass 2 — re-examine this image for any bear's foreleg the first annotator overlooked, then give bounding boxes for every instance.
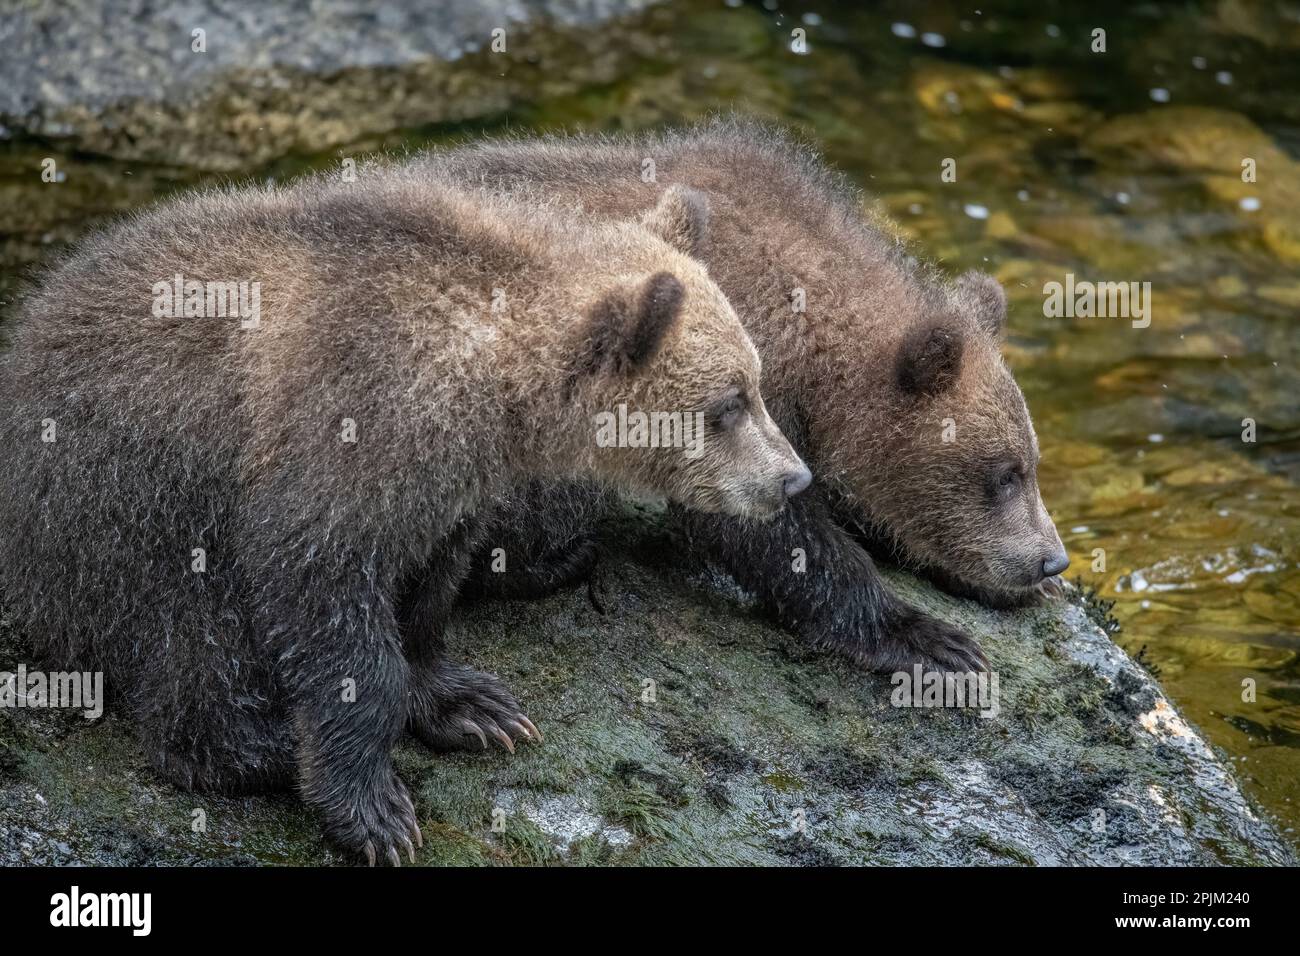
[397,522,541,754]
[276,589,422,866]
[676,484,989,673]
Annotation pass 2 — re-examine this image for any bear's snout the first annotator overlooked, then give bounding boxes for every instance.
[782,464,812,499]
[1041,550,1070,579]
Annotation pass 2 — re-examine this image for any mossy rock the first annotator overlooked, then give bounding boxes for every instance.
[0,509,1292,866]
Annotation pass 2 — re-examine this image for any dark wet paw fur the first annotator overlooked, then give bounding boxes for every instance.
[408,661,541,754]
[841,606,989,674]
[323,767,424,867]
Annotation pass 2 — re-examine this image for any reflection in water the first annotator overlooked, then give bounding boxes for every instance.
[0,0,1296,840]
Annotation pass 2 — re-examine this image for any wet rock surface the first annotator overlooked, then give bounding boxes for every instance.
[0,0,660,170]
[1,508,1292,866]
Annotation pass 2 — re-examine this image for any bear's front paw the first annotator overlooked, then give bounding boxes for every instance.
[899,611,989,673]
[409,662,541,754]
[323,768,423,867]
[842,606,988,674]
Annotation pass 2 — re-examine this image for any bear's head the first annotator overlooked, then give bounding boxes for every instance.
[827,270,1068,604]
[572,185,811,520]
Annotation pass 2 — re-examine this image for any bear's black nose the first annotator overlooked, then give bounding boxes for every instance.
[1042,552,1070,578]
[783,465,812,498]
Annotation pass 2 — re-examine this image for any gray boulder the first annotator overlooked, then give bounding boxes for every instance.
[0,0,659,169]
[1,506,1291,866]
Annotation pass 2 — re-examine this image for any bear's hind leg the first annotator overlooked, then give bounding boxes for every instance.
[127,619,294,796]
[143,702,294,796]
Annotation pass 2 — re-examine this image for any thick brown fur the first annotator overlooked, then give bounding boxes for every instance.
[0,168,808,863]
[415,117,1069,670]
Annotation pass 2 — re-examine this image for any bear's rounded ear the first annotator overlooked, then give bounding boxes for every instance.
[640,184,710,258]
[955,270,1007,338]
[895,322,964,397]
[577,272,685,379]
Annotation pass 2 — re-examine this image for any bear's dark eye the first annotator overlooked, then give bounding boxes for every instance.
[994,465,1021,500]
[710,390,748,430]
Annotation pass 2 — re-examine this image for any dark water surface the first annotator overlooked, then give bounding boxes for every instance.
[1,0,1296,842]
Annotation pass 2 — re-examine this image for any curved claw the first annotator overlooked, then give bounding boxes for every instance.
[501,718,533,741]
[400,835,416,865]
[387,846,401,867]
[460,719,488,749]
[515,713,543,743]
[364,841,376,868]
[483,720,515,753]
[412,826,424,850]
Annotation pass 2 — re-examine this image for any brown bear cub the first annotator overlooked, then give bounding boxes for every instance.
[0,171,809,863]
[421,118,1069,673]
